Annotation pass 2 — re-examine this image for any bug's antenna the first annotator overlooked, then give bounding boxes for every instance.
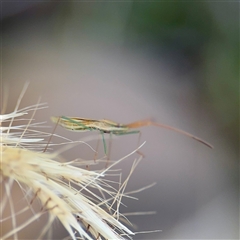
[126,120,213,149]
[43,117,60,153]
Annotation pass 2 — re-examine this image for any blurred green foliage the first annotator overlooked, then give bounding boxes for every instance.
[126,2,213,53]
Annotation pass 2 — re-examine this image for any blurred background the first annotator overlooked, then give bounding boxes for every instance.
[1,1,239,239]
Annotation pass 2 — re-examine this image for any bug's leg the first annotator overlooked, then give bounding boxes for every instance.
[121,130,145,157]
[136,131,145,158]
[94,136,100,162]
[114,130,145,157]
[105,132,113,169]
[100,131,107,156]
[44,116,60,153]
[114,130,140,136]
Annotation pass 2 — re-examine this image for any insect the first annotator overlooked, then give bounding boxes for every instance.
[51,116,213,155]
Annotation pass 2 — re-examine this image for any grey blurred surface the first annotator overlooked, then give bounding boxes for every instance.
[1,2,239,240]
